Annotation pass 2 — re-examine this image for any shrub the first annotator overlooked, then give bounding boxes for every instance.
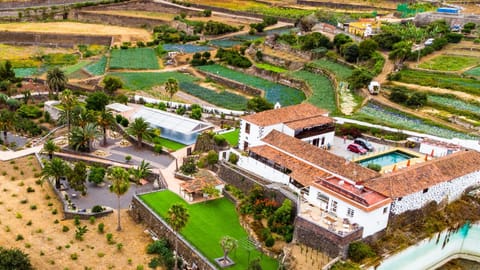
[367,163,382,172]
[26,187,35,193]
[106,233,115,244]
[213,135,226,146]
[98,223,105,233]
[17,105,42,119]
[406,92,427,108]
[348,241,376,263]
[265,235,275,247]
[446,33,463,43]
[120,118,129,127]
[16,234,24,241]
[116,114,123,123]
[92,205,104,213]
[154,144,163,153]
[62,226,69,232]
[180,157,197,175]
[228,153,239,165]
[89,216,96,224]
[88,167,106,185]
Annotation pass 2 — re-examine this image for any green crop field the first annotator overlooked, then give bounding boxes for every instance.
[109,72,197,90]
[110,48,159,70]
[309,59,353,81]
[84,56,107,76]
[255,63,287,73]
[197,64,305,106]
[397,69,480,96]
[179,82,248,111]
[418,55,480,71]
[290,70,337,113]
[62,60,91,75]
[140,191,278,270]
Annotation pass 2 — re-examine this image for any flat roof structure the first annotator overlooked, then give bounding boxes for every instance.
[106,103,134,113]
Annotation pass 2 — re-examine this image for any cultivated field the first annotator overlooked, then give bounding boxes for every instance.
[110,48,160,70]
[0,156,154,269]
[0,22,151,42]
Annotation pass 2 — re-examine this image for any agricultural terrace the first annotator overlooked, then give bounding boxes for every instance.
[418,55,480,72]
[395,69,480,96]
[197,64,305,106]
[161,44,213,54]
[179,82,248,111]
[0,44,74,68]
[0,22,151,42]
[218,128,240,147]
[209,39,244,48]
[109,48,159,70]
[61,60,91,76]
[463,66,480,77]
[354,102,478,140]
[290,70,337,113]
[309,59,353,81]
[85,56,107,76]
[140,190,278,270]
[108,72,196,90]
[255,63,287,73]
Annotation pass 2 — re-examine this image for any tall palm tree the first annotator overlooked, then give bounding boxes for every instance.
[130,160,152,184]
[74,109,95,128]
[167,203,189,270]
[43,139,59,160]
[69,122,100,152]
[97,111,115,146]
[59,89,77,138]
[41,157,66,189]
[0,110,15,145]
[126,117,152,148]
[165,78,179,100]
[108,167,130,231]
[46,67,67,96]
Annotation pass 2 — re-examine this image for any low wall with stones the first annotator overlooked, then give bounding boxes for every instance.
[73,10,168,28]
[0,31,112,47]
[296,0,395,11]
[129,193,217,270]
[294,216,363,258]
[261,53,305,70]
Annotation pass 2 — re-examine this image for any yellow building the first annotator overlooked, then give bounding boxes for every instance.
[348,18,381,37]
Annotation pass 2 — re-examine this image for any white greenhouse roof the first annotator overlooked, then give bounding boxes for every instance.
[132,107,212,134]
[106,103,134,113]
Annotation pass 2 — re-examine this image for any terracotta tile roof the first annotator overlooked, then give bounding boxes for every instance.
[364,150,480,198]
[261,130,380,182]
[284,115,334,130]
[248,145,331,186]
[241,103,328,126]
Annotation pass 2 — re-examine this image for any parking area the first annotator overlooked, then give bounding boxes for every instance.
[329,136,396,161]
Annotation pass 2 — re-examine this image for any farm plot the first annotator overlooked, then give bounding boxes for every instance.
[179,82,248,110]
[255,63,287,73]
[13,67,43,77]
[354,102,478,140]
[463,66,480,77]
[162,44,213,53]
[109,71,197,90]
[396,69,480,96]
[110,48,159,70]
[209,39,244,48]
[428,95,480,115]
[290,70,336,113]
[84,56,107,76]
[62,60,91,75]
[418,55,480,72]
[197,64,305,106]
[309,59,353,80]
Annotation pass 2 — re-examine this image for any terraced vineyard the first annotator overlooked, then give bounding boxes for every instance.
[290,70,336,112]
[197,64,305,106]
[179,82,248,110]
[110,48,159,70]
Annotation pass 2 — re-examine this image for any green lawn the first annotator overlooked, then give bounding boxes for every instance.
[140,191,278,270]
[418,55,480,71]
[108,72,197,90]
[218,129,239,147]
[159,137,186,151]
[110,48,159,70]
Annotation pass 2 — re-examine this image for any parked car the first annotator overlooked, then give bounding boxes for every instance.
[354,138,374,152]
[424,38,435,46]
[347,143,367,155]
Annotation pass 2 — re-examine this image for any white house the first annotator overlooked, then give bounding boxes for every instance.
[365,150,480,215]
[239,103,334,151]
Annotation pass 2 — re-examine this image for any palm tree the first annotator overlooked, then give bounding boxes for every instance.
[167,203,189,270]
[69,122,100,152]
[126,117,152,148]
[74,109,95,128]
[46,67,67,96]
[97,111,115,146]
[0,110,15,145]
[41,157,66,189]
[43,139,59,159]
[165,78,179,100]
[59,89,77,138]
[130,160,152,184]
[108,167,130,231]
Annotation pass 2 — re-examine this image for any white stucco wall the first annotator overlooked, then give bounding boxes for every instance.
[391,170,480,215]
[307,185,390,237]
[238,120,284,150]
[44,100,62,121]
[301,131,335,148]
[237,155,291,185]
[419,143,458,158]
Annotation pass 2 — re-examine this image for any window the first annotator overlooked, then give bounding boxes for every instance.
[331,200,338,213]
[398,197,403,201]
[243,141,249,151]
[423,188,429,193]
[245,123,250,134]
[383,207,388,214]
[321,137,325,145]
[317,193,329,210]
[347,208,354,218]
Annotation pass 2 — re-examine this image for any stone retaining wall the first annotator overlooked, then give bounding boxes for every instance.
[296,0,395,11]
[294,216,363,258]
[0,31,112,47]
[195,69,263,96]
[129,194,217,270]
[73,10,168,28]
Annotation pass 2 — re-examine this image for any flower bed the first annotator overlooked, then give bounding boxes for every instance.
[179,82,248,110]
[290,70,336,112]
[84,56,107,76]
[355,102,478,139]
[110,48,159,70]
[197,64,305,106]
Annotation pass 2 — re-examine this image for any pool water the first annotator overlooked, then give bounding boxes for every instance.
[358,150,416,167]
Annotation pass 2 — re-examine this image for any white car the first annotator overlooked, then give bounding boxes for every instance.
[424,38,435,46]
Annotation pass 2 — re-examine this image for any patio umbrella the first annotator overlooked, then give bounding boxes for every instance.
[392,165,397,172]
[430,149,435,157]
[425,154,429,161]
[407,159,411,167]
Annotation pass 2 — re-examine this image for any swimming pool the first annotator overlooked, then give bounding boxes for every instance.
[358,150,416,167]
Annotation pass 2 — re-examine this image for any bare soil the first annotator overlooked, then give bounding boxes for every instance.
[0,156,155,269]
[287,243,332,270]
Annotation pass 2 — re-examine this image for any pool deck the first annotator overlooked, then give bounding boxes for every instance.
[352,147,430,174]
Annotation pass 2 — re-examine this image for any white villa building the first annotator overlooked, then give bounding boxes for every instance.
[223,104,480,239]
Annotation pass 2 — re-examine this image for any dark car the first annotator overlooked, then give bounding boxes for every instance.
[354,138,374,152]
[347,143,367,155]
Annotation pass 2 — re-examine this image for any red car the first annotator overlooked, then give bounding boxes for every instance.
[347,143,367,155]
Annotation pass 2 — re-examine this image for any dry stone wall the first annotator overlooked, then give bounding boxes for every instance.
[0,31,112,47]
